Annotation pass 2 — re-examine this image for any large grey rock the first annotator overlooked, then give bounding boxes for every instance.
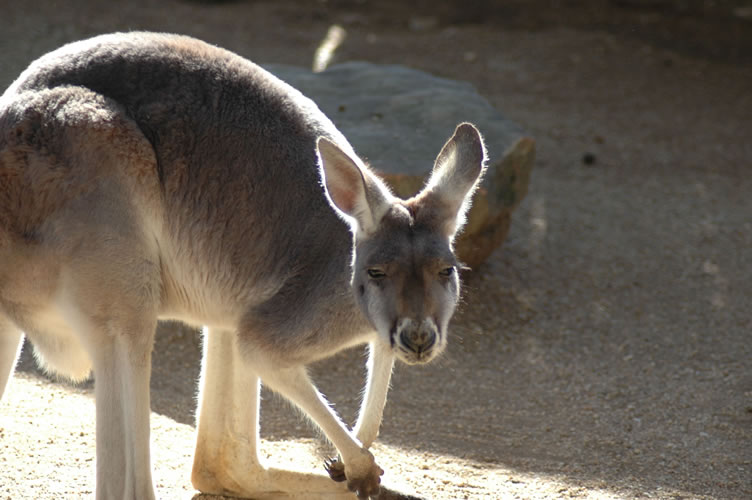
[265,62,535,268]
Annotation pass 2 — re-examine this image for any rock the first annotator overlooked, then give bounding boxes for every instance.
[265,62,535,268]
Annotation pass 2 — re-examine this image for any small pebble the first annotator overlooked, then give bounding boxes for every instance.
[408,16,439,32]
[583,152,596,165]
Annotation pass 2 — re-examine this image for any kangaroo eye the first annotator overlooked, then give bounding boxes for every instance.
[439,266,455,277]
[367,268,387,279]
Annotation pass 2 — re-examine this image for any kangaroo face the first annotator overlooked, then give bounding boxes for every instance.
[318,123,487,366]
[352,204,460,364]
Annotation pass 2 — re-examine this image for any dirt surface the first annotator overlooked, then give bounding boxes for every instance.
[1,1,751,499]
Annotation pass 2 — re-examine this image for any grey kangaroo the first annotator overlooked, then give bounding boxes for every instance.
[0,32,487,499]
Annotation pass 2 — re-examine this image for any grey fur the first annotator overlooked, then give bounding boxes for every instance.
[0,32,486,499]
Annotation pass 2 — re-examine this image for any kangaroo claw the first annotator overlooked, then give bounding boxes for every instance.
[324,456,347,482]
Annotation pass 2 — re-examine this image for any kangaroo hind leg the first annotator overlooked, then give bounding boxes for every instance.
[56,265,160,500]
[193,327,353,499]
[2,75,165,499]
[193,327,264,496]
[86,311,157,500]
[0,318,23,401]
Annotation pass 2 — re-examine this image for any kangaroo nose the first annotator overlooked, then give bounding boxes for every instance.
[399,323,437,354]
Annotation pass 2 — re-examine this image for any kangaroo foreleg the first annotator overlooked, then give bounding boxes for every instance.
[260,365,383,498]
[326,341,394,484]
[354,341,395,448]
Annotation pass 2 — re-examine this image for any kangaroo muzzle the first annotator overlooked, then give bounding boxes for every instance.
[395,318,440,364]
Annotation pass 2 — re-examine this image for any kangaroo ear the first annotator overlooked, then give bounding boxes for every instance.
[317,137,393,236]
[419,123,487,238]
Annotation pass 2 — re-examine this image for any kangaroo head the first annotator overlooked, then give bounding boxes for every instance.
[318,123,487,365]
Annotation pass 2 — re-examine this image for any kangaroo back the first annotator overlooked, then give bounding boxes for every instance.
[2,33,361,347]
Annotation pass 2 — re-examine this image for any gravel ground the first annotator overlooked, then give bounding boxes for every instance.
[1,1,751,499]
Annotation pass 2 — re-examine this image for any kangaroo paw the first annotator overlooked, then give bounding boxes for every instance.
[343,450,384,499]
[324,457,347,482]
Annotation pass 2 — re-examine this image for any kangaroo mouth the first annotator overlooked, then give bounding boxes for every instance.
[396,349,435,365]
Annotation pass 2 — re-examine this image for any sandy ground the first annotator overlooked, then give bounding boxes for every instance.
[1,1,751,499]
